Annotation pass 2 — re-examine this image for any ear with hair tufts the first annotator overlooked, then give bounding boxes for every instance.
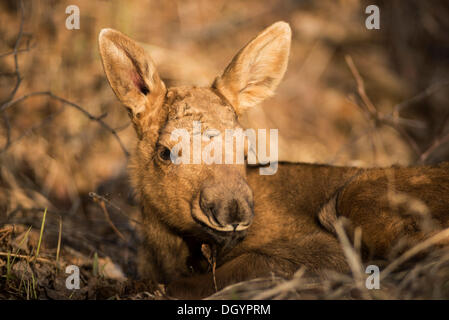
[213,21,291,116]
[98,28,167,138]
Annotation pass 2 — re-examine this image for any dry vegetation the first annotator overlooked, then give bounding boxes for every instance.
[1,0,449,299]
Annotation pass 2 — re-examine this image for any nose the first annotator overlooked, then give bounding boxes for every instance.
[199,184,254,232]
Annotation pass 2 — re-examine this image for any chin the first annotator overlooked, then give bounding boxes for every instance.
[191,215,248,253]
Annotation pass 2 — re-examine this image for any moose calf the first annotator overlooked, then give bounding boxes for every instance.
[98,22,449,299]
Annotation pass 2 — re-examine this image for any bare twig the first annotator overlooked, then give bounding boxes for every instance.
[0,46,34,59]
[0,0,24,153]
[345,55,422,157]
[1,0,25,106]
[419,111,449,163]
[334,220,364,284]
[0,226,13,242]
[2,112,12,149]
[88,192,140,225]
[393,80,449,114]
[381,227,449,279]
[346,95,380,163]
[385,120,422,157]
[97,199,127,242]
[346,55,449,163]
[252,267,306,300]
[0,107,65,154]
[0,91,129,157]
[201,244,218,292]
[334,219,372,300]
[345,56,378,117]
[419,132,449,163]
[0,2,129,157]
[0,252,53,264]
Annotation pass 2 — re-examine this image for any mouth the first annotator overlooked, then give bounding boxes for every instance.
[204,219,251,232]
[191,214,248,247]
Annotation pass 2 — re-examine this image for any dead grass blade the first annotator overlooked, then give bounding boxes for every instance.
[35,208,47,258]
[252,267,306,300]
[381,227,449,279]
[0,252,53,264]
[56,215,62,265]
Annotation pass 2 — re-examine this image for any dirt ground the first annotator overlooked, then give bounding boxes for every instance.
[1,0,449,299]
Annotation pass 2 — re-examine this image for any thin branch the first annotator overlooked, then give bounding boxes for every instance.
[345,55,378,117]
[346,95,379,163]
[0,252,53,264]
[419,110,449,163]
[89,192,140,225]
[381,113,426,129]
[2,112,12,149]
[0,1,128,158]
[345,55,422,157]
[0,45,35,59]
[1,91,49,111]
[0,91,129,157]
[393,80,449,114]
[381,227,449,280]
[385,119,421,156]
[98,199,127,241]
[346,55,449,163]
[419,132,449,163]
[0,107,65,154]
[201,244,218,292]
[1,0,25,106]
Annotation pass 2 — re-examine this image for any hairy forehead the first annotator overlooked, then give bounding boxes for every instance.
[163,86,237,132]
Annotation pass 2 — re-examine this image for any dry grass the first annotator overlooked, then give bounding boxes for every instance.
[1,0,449,299]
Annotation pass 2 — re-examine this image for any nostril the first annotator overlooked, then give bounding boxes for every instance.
[208,205,222,226]
[200,194,223,227]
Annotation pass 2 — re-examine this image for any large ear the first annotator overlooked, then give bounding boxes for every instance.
[213,21,291,115]
[98,28,167,138]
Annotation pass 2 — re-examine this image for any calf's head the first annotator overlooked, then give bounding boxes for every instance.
[98,22,291,246]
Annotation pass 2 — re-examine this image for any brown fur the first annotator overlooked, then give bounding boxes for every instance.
[98,23,449,299]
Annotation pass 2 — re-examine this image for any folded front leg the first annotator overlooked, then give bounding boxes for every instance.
[166,252,278,299]
[166,232,349,299]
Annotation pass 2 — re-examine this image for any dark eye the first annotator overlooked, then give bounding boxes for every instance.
[158,146,172,162]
